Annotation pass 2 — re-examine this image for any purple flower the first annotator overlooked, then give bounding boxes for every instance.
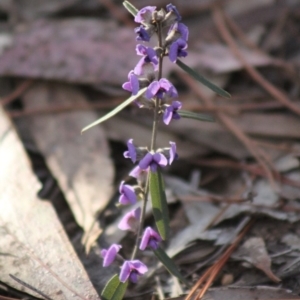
[134,45,158,75]
[140,227,162,250]
[134,6,156,24]
[135,26,151,42]
[119,181,137,205]
[163,101,182,125]
[166,4,182,22]
[146,78,178,100]
[169,141,178,165]
[124,139,137,163]
[101,244,122,267]
[119,260,148,283]
[118,207,141,231]
[139,152,168,172]
[169,38,188,62]
[122,71,139,95]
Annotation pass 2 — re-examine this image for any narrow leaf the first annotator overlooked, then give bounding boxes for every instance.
[154,247,189,285]
[149,168,169,240]
[81,87,147,133]
[123,1,138,17]
[178,110,214,122]
[176,59,231,99]
[101,274,128,300]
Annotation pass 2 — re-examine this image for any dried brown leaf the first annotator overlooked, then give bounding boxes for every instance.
[0,106,100,299]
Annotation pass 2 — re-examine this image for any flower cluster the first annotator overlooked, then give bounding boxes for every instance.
[101,3,187,285]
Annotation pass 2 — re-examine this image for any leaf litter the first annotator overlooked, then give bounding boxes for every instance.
[1,0,300,299]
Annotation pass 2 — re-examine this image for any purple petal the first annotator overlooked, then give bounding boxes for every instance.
[134,6,156,23]
[163,107,173,125]
[172,100,182,109]
[177,23,189,41]
[139,152,154,169]
[140,227,162,250]
[166,4,182,21]
[146,81,160,99]
[134,57,146,76]
[118,207,141,231]
[101,244,122,267]
[169,141,177,164]
[124,139,137,163]
[153,153,168,167]
[119,261,131,283]
[169,41,179,63]
[129,271,138,283]
[135,26,151,42]
[129,166,143,178]
[131,260,148,274]
[136,44,147,56]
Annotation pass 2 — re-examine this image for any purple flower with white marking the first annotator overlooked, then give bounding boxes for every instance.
[163,101,182,125]
[139,151,168,172]
[169,38,188,62]
[119,181,137,205]
[134,44,158,75]
[118,207,141,231]
[101,244,122,267]
[166,4,182,22]
[123,139,137,163]
[169,141,178,164]
[119,260,148,283]
[140,227,162,250]
[122,71,139,95]
[134,6,156,24]
[146,78,178,100]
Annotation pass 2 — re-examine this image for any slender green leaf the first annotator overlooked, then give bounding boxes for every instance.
[123,1,138,17]
[176,59,231,99]
[149,168,169,240]
[81,87,147,133]
[178,110,214,122]
[154,247,189,285]
[101,274,128,300]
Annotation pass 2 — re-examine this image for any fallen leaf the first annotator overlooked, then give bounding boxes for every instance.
[20,82,114,245]
[0,106,100,299]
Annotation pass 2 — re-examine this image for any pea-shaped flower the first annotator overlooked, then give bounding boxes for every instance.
[163,101,182,125]
[101,244,122,267]
[119,181,137,205]
[119,260,148,283]
[140,227,162,250]
[118,207,141,231]
[122,71,139,96]
[146,78,178,100]
[139,151,168,172]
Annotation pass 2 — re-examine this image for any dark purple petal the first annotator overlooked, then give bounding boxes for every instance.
[169,41,179,63]
[166,4,182,21]
[118,207,141,231]
[139,152,154,169]
[140,227,162,250]
[101,244,122,267]
[134,6,156,23]
[169,141,177,164]
[135,26,151,42]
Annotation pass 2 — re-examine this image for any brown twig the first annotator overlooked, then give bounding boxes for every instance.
[185,218,253,300]
[0,79,33,106]
[212,5,300,116]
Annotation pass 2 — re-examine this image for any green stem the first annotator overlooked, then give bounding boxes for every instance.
[130,22,164,260]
